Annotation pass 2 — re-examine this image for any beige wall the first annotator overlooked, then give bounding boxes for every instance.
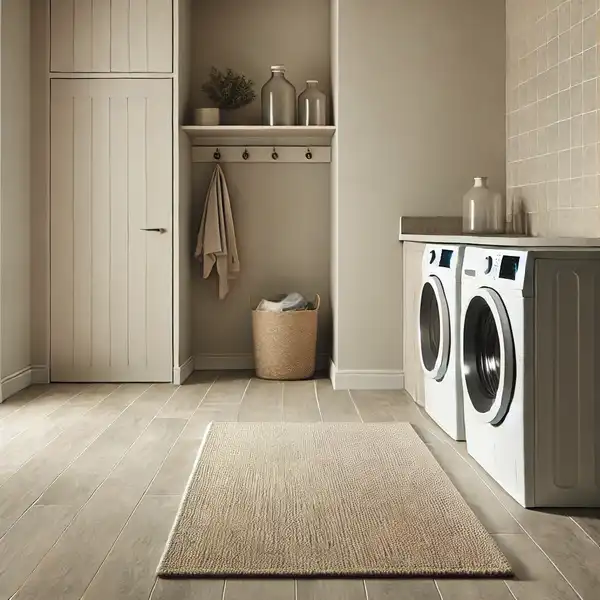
[332,0,505,377]
[507,0,600,236]
[330,0,339,364]
[1,0,32,382]
[191,165,332,364]
[30,0,49,372]
[191,0,332,365]
[191,0,332,125]
[175,0,193,372]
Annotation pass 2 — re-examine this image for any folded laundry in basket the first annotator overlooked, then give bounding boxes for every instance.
[256,292,308,312]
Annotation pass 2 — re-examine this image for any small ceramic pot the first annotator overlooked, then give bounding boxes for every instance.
[194,108,220,126]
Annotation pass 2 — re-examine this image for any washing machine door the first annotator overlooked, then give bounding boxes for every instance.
[418,275,451,381]
[462,287,515,425]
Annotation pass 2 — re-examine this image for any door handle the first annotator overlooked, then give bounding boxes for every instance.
[140,228,167,234]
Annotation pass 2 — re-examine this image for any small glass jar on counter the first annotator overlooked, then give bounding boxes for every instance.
[462,177,505,234]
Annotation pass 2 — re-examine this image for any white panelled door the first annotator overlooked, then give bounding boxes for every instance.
[50,0,173,73]
[50,79,173,382]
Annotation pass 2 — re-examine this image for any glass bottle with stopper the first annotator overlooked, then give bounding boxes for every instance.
[298,80,327,126]
[261,65,296,126]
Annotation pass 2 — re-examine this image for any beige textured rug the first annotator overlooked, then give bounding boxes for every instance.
[158,422,512,578]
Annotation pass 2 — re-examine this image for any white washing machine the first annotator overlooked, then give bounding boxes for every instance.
[418,244,465,440]
[461,246,600,507]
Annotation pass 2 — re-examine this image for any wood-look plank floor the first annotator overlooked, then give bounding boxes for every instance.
[0,373,599,599]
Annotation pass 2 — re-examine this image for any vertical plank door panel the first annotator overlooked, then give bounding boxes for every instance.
[145,80,174,376]
[108,94,130,372]
[147,0,174,72]
[50,0,172,72]
[72,95,93,370]
[110,0,131,72]
[127,95,149,371]
[50,0,75,72]
[91,0,112,72]
[129,0,149,72]
[73,0,93,72]
[50,79,173,382]
[50,85,76,374]
[90,93,111,369]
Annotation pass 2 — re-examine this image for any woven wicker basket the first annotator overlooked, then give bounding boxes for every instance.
[252,295,320,381]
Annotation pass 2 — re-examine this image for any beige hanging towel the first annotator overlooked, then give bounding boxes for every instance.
[195,164,240,299]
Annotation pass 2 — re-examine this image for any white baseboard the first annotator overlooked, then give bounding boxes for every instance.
[195,353,331,372]
[31,365,50,384]
[1,365,49,402]
[173,356,195,385]
[330,360,405,390]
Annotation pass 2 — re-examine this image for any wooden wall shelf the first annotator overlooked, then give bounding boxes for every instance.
[181,125,336,147]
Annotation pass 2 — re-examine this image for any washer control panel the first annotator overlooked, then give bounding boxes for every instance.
[462,247,529,289]
[423,244,464,273]
[499,255,521,280]
[484,255,494,274]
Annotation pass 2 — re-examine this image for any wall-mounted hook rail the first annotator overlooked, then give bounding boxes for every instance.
[191,146,331,163]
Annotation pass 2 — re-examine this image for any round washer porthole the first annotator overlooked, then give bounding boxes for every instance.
[461,288,515,425]
[418,276,451,382]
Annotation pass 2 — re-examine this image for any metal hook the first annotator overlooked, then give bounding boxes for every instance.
[305,148,313,160]
[242,148,250,160]
[271,147,279,161]
[213,148,221,160]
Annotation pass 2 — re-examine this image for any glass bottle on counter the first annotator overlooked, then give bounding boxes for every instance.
[462,177,505,234]
[261,66,296,126]
[298,80,327,126]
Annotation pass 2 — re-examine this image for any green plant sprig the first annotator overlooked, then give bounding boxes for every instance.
[201,67,256,110]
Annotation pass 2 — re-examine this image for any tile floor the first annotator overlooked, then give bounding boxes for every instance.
[0,372,599,599]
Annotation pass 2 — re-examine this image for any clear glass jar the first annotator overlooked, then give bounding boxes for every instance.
[462,177,505,234]
[261,66,296,126]
[298,80,327,126]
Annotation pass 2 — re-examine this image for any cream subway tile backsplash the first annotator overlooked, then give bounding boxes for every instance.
[559,59,571,89]
[572,145,583,175]
[583,110,597,143]
[572,0,583,24]
[559,89,571,118]
[548,9,560,38]
[582,78,597,111]
[583,15,596,48]
[571,53,583,84]
[507,0,600,234]
[572,22,584,54]
[559,1,571,32]
[571,82,584,113]
[583,46,597,78]
[584,142,597,173]
[583,174,598,204]
[572,113,583,143]
[559,179,572,206]
[571,173,584,203]
[583,0,598,19]
[559,120,571,149]
[559,149,572,178]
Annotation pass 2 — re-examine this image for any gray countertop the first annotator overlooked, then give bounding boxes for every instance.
[398,217,600,247]
[399,233,600,247]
